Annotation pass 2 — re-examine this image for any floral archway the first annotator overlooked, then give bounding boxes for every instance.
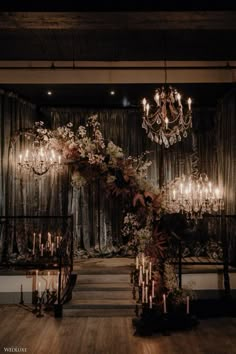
[12,114,166,257]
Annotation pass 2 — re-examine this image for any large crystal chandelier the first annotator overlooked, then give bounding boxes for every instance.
[18,144,62,176]
[162,173,224,220]
[142,86,192,148]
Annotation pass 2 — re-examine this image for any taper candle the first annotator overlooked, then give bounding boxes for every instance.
[163,294,167,313]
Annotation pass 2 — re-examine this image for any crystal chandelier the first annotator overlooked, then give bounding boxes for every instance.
[162,173,224,220]
[142,86,192,148]
[18,144,62,176]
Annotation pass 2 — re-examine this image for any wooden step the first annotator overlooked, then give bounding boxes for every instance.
[72,290,133,300]
[63,308,136,317]
[77,274,130,284]
[64,299,136,308]
[74,282,132,291]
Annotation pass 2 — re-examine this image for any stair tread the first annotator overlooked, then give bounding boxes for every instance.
[67,299,136,305]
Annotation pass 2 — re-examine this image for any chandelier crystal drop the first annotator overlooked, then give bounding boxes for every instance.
[18,144,62,176]
[162,173,224,220]
[142,86,192,148]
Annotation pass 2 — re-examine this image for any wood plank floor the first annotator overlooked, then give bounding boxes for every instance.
[0,305,236,354]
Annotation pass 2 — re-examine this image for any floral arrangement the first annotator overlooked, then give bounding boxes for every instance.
[12,115,164,254]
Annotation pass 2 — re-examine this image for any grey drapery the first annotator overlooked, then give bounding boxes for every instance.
[1,91,235,255]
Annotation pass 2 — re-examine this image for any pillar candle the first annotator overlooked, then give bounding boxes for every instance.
[35,270,38,291]
[47,232,51,245]
[32,233,35,256]
[47,271,50,290]
[139,266,143,286]
[51,243,54,256]
[149,262,152,280]
[38,281,41,297]
[136,256,139,270]
[145,286,148,303]
[186,296,190,314]
[142,281,145,303]
[163,294,167,313]
[151,280,155,298]
[40,244,44,257]
[38,233,41,249]
[145,269,149,284]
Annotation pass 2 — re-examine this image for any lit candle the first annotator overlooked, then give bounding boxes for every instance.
[186,296,190,314]
[142,254,145,274]
[163,294,167,313]
[149,295,152,309]
[145,286,148,303]
[25,149,29,161]
[58,155,61,164]
[40,244,44,257]
[208,182,212,193]
[180,183,183,194]
[139,266,143,286]
[19,154,22,164]
[32,232,36,256]
[51,243,54,256]
[215,188,220,199]
[142,281,145,303]
[146,103,150,116]
[136,256,139,270]
[142,98,147,112]
[38,233,41,249]
[177,93,181,105]
[47,271,50,290]
[151,280,155,298]
[35,270,38,291]
[47,232,51,245]
[56,236,59,248]
[38,281,41,297]
[145,269,149,284]
[149,262,152,280]
[188,97,192,110]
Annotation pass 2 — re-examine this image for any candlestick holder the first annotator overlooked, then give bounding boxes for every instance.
[36,296,44,318]
[19,285,24,305]
[32,290,39,314]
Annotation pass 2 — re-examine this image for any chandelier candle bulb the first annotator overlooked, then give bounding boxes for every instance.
[187,296,190,314]
[146,103,150,116]
[188,97,192,110]
[165,117,169,130]
[40,244,44,257]
[173,189,176,200]
[154,92,160,106]
[58,155,61,164]
[19,154,22,163]
[142,98,147,111]
[163,294,167,313]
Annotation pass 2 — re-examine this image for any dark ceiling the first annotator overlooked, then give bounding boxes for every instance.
[0,10,235,108]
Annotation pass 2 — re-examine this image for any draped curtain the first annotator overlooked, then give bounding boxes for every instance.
[1,91,235,257]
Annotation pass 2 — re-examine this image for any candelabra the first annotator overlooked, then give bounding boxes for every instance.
[17,143,62,176]
[162,173,224,220]
[142,86,192,148]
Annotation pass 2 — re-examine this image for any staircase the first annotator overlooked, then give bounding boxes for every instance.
[63,258,136,317]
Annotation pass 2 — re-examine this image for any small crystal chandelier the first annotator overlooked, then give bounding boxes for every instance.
[18,144,62,176]
[162,173,224,220]
[142,86,192,148]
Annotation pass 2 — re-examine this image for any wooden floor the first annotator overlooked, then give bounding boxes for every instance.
[1,305,236,354]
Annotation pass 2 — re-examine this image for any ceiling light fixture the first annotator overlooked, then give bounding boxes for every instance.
[141,62,192,148]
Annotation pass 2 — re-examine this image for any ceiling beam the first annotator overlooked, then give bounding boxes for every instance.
[0,61,235,84]
[1,12,236,30]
